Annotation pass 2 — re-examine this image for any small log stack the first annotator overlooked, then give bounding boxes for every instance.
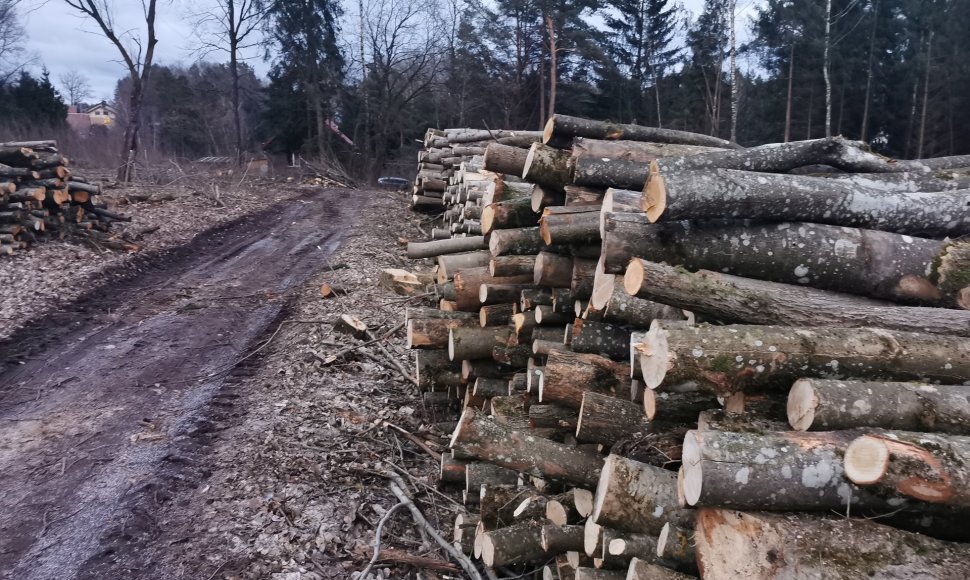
[400,114,970,579]
[0,139,127,256]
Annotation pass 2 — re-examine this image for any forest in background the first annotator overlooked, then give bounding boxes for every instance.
[0,0,967,180]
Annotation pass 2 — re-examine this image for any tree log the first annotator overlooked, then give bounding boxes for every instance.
[479,485,526,530]
[489,227,546,256]
[624,259,970,335]
[521,288,554,310]
[542,524,586,553]
[480,283,534,305]
[481,520,548,567]
[695,409,789,433]
[643,391,719,424]
[535,251,574,287]
[694,509,970,580]
[524,142,572,189]
[480,303,515,327]
[415,350,462,391]
[484,142,530,176]
[540,208,600,246]
[788,378,970,433]
[530,403,578,430]
[453,267,531,311]
[540,350,632,408]
[466,463,520,499]
[547,488,594,525]
[844,431,970,507]
[531,184,566,212]
[450,408,604,487]
[408,236,486,259]
[449,326,513,361]
[573,156,650,190]
[591,278,688,328]
[437,251,491,282]
[543,114,739,149]
[482,197,539,233]
[572,138,720,164]
[535,305,571,326]
[654,523,696,575]
[440,452,469,484]
[575,569,625,580]
[644,166,970,238]
[626,559,695,580]
[491,254,538,277]
[407,317,479,349]
[612,217,952,304]
[565,185,606,206]
[570,319,630,361]
[604,531,657,561]
[571,257,597,299]
[591,454,692,535]
[639,322,970,395]
[576,392,646,445]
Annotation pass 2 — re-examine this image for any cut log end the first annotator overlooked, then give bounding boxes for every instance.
[542,117,556,145]
[787,378,820,431]
[656,523,671,558]
[623,259,646,297]
[591,273,616,312]
[547,501,568,526]
[642,388,656,420]
[583,518,601,557]
[481,205,497,234]
[638,328,669,390]
[680,431,702,506]
[641,162,666,222]
[844,436,891,485]
[574,488,594,517]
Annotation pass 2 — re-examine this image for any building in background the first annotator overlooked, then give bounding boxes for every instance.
[66,101,117,135]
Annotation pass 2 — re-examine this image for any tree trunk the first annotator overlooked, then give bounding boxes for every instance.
[523,142,572,189]
[591,276,689,327]
[449,326,513,361]
[655,523,697,575]
[534,251,574,287]
[484,143,530,177]
[543,114,739,149]
[844,431,970,507]
[572,139,719,165]
[481,197,538,234]
[450,408,604,487]
[573,156,650,190]
[639,322,970,395]
[823,0,832,137]
[570,319,629,361]
[860,0,878,141]
[917,29,934,159]
[615,219,953,304]
[694,509,970,580]
[481,520,547,566]
[407,236,487,259]
[599,212,655,274]
[590,454,691,535]
[729,0,737,144]
[627,558,694,580]
[784,42,794,143]
[540,209,600,246]
[789,378,970,434]
[490,255,537,278]
[540,350,631,409]
[542,524,586,553]
[624,259,970,335]
[489,227,545,256]
[576,392,645,446]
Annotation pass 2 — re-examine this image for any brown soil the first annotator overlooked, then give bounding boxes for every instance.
[0,186,451,579]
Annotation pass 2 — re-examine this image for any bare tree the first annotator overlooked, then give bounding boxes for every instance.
[0,0,25,79]
[62,0,159,182]
[191,0,266,161]
[59,70,93,106]
[823,0,832,137]
[729,0,737,142]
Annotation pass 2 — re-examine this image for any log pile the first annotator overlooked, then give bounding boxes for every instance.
[0,140,127,256]
[400,114,970,579]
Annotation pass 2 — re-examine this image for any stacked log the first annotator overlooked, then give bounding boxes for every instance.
[0,140,127,256]
[402,115,970,578]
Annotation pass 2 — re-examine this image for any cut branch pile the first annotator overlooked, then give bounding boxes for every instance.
[0,140,129,256]
[398,114,970,579]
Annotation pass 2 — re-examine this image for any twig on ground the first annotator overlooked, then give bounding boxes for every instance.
[313,321,405,365]
[382,421,442,461]
[364,329,419,388]
[380,471,484,580]
[357,501,407,579]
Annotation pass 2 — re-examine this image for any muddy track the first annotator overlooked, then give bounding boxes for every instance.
[0,187,365,579]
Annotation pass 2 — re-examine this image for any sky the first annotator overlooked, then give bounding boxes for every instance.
[20,0,763,102]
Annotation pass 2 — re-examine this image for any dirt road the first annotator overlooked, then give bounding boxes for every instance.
[0,187,364,579]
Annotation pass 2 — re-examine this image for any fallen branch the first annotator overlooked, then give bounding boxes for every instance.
[357,501,407,579]
[383,421,442,461]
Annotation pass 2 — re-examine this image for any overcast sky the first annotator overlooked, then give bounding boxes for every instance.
[21,0,762,101]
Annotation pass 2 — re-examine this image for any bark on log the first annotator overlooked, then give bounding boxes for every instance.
[626,559,695,580]
[453,267,531,311]
[612,218,953,305]
[490,394,531,430]
[479,485,526,530]
[565,185,606,206]
[491,255,538,278]
[450,408,605,487]
[572,138,720,164]
[484,143,530,177]
[639,322,970,395]
[543,114,739,149]
[576,392,646,445]
[521,288,554,310]
[534,304,571,326]
[540,209,601,246]
[531,184,566,212]
[599,188,642,238]
[449,326,513,361]
[440,452,469,483]
[547,488,594,525]
[592,277,688,328]
[599,212,656,274]
[573,156,650,190]
[408,236,487,259]
[624,259,970,335]
[695,409,789,433]
[591,454,692,535]
[481,520,548,566]
[542,524,586,553]
[407,317,479,349]
[571,257,597,299]
[575,569,625,580]
[535,251,574,287]
[604,530,657,561]
[788,378,970,433]
[489,227,546,256]
[523,142,572,189]
[415,350,462,391]
[694,509,970,580]
[480,303,515,327]
[844,431,970,507]
[474,377,511,398]
[530,403,578,430]
[466,463,520,498]
[643,391,719,424]
[482,197,539,233]
[533,339,572,356]
[654,523,697,575]
[644,167,970,238]
[480,283,534,305]
[540,350,632,409]
[437,251,492,282]
[570,319,629,361]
